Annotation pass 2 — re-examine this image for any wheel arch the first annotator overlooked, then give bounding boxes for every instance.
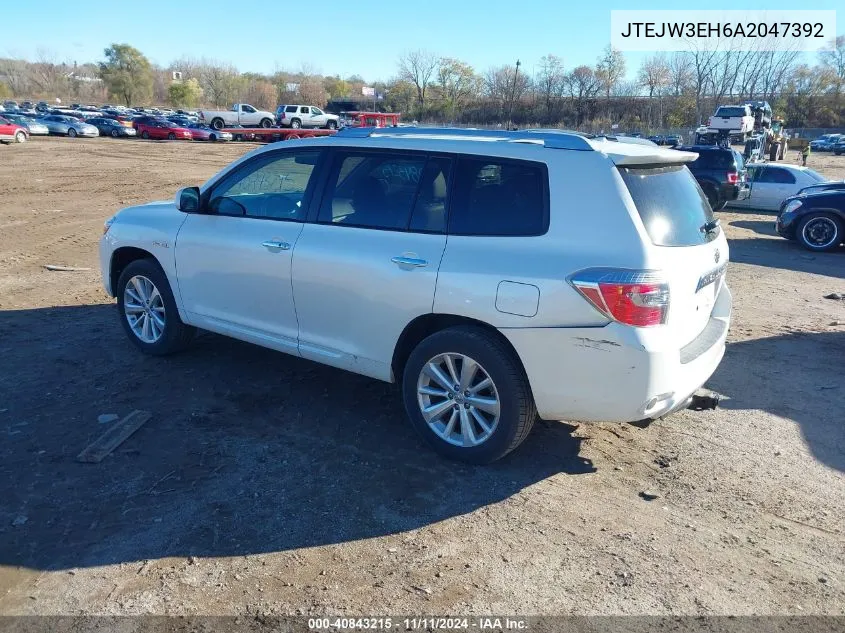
[110,247,162,299]
[391,313,527,383]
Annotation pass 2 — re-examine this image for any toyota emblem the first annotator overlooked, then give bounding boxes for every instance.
[714,249,721,263]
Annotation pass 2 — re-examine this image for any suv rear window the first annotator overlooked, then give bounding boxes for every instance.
[449,158,548,236]
[285,106,297,113]
[620,165,716,247]
[690,150,738,170]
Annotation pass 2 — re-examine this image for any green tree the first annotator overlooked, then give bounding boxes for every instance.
[98,44,153,106]
[168,78,202,108]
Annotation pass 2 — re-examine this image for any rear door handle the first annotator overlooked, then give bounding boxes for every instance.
[262,240,291,251]
[391,256,428,268]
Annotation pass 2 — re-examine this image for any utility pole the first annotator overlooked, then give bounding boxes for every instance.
[505,59,521,131]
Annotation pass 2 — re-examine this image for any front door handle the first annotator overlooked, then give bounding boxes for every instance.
[391,256,428,268]
[262,240,291,251]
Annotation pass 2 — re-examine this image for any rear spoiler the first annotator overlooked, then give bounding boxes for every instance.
[588,137,698,166]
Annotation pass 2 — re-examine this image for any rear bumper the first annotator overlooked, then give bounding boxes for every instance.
[502,284,732,423]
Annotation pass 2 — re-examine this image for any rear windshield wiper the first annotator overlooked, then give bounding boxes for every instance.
[701,219,721,234]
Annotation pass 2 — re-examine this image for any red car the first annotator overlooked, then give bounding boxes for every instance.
[0,116,28,144]
[136,120,192,141]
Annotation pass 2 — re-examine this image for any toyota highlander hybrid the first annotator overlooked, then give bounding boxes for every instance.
[100,128,731,463]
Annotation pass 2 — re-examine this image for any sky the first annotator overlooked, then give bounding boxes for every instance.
[3,0,841,81]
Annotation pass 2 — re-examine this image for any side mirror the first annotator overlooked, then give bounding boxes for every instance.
[176,186,200,212]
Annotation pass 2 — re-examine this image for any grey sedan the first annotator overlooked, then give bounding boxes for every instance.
[4,115,49,135]
[38,115,99,138]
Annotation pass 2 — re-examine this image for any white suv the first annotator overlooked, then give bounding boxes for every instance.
[276,104,339,129]
[100,128,731,463]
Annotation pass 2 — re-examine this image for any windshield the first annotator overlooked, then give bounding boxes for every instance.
[620,165,716,247]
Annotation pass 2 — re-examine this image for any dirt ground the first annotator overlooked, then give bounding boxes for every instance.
[0,137,843,617]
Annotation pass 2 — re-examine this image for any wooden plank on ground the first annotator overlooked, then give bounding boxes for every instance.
[77,410,152,463]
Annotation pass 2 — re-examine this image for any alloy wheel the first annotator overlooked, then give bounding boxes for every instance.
[417,352,500,447]
[123,275,166,344]
[802,217,838,248]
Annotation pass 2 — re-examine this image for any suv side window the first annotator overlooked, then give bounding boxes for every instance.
[209,149,323,220]
[300,106,310,114]
[449,157,548,236]
[757,167,796,184]
[285,105,297,113]
[318,151,427,230]
[409,157,452,233]
[311,107,323,115]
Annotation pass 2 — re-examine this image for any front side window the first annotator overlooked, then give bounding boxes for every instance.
[300,107,310,114]
[449,158,547,236]
[242,105,256,113]
[318,152,427,230]
[311,107,323,115]
[209,150,322,220]
[756,167,796,184]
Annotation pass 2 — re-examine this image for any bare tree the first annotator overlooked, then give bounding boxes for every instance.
[536,54,565,120]
[397,49,439,112]
[565,65,601,125]
[667,52,693,96]
[638,54,670,128]
[819,35,845,96]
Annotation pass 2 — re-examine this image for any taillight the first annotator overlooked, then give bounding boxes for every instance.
[569,268,670,327]
[726,171,739,184]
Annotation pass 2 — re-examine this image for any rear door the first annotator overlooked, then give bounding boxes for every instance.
[292,149,451,380]
[619,164,728,347]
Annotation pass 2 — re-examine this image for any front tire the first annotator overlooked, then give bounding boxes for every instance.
[326,120,338,130]
[67,128,77,138]
[402,326,536,464]
[796,213,843,252]
[167,132,176,140]
[14,131,26,143]
[117,259,195,355]
[141,130,149,139]
[111,129,119,138]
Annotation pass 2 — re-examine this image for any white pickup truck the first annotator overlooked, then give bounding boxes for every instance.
[197,103,276,130]
[707,105,755,140]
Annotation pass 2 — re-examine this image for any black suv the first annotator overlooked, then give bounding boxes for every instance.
[675,145,749,210]
[776,189,845,251]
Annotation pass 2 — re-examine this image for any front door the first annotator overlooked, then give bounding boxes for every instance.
[175,148,325,353]
[292,150,452,380]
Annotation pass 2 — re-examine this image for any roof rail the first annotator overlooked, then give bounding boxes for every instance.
[334,126,594,151]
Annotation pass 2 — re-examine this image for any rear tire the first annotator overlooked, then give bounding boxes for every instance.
[210,118,224,130]
[116,259,195,355]
[141,130,149,139]
[290,118,301,129]
[402,325,536,464]
[111,129,119,138]
[167,132,176,140]
[259,118,272,128]
[796,213,843,252]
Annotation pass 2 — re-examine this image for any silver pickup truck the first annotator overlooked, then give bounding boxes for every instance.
[197,103,276,130]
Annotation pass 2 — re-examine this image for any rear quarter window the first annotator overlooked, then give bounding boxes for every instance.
[620,165,716,247]
[449,158,548,236]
